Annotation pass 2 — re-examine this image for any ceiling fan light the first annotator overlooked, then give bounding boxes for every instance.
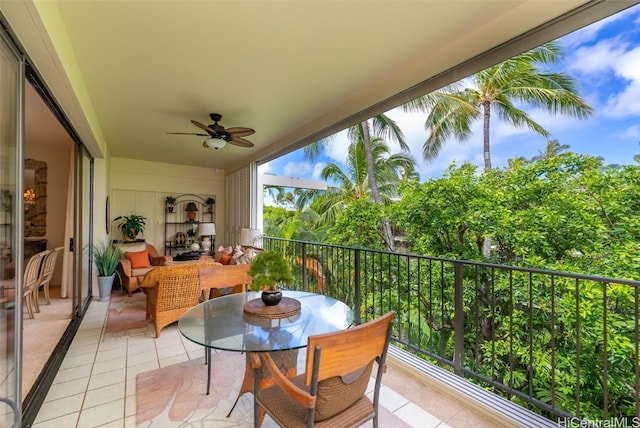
[204,137,226,150]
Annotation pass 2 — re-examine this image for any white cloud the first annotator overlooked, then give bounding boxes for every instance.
[567,37,629,76]
[258,162,272,174]
[619,125,640,140]
[312,162,326,180]
[283,161,314,177]
[324,131,349,165]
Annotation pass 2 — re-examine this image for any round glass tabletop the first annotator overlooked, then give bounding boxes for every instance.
[178,291,354,353]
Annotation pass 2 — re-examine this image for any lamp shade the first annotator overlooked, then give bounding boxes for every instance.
[199,223,215,236]
[185,202,198,212]
[239,228,261,247]
[204,138,227,150]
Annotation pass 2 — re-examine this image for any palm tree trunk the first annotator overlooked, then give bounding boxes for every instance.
[361,121,395,252]
[483,101,492,170]
[482,101,492,257]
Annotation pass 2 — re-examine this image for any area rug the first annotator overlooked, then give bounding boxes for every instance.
[103,290,154,340]
[136,351,256,427]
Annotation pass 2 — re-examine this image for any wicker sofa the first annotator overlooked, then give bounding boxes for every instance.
[140,260,222,337]
[115,242,172,296]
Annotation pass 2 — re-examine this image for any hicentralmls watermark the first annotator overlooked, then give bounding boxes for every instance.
[557,417,640,428]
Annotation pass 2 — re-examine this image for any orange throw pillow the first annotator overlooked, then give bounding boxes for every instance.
[219,254,232,265]
[126,250,151,269]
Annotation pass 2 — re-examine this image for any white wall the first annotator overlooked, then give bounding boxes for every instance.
[109,157,225,253]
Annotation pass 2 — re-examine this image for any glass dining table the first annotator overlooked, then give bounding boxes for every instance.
[178,290,354,415]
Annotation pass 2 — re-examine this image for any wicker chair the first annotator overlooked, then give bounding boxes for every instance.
[23,250,48,319]
[36,246,63,305]
[116,242,172,296]
[253,311,395,428]
[141,260,220,337]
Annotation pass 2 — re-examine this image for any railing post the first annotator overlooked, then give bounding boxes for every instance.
[354,248,361,325]
[454,260,464,376]
[301,242,308,292]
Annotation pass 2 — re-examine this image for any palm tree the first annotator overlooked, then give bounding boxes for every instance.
[298,137,415,246]
[531,139,570,162]
[304,114,409,251]
[404,41,593,170]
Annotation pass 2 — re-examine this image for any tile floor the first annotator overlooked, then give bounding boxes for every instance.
[31,298,503,428]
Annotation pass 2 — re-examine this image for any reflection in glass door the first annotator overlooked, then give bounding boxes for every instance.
[0,26,24,426]
[73,148,93,314]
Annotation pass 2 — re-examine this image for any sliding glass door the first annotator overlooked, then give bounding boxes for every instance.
[0,26,24,426]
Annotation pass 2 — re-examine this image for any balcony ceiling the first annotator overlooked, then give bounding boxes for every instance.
[2,0,627,172]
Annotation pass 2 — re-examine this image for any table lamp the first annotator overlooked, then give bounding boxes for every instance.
[239,228,261,249]
[199,223,216,253]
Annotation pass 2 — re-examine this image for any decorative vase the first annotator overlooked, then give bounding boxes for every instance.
[261,289,282,306]
[97,275,115,302]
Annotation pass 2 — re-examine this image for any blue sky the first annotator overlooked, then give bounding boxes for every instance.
[260,5,640,183]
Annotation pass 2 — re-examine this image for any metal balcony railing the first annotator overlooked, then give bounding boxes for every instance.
[262,237,640,424]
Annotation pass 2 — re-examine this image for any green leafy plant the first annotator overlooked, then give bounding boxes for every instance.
[205,197,215,205]
[92,240,121,277]
[165,196,176,204]
[248,250,292,291]
[114,214,146,240]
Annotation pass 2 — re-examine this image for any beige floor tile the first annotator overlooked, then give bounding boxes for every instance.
[59,352,95,370]
[92,357,126,375]
[94,346,127,363]
[125,361,159,380]
[66,342,100,357]
[126,350,157,367]
[96,339,127,352]
[125,377,137,399]
[44,377,89,402]
[87,368,126,390]
[125,394,136,418]
[395,402,442,428]
[82,382,125,409]
[158,353,190,367]
[53,364,92,384]
[32,411,79,427]
[76,399,125,427]
[124,414,136,428]
[376,385,410,412]
[34,393,84,423]
[156,343,186,360]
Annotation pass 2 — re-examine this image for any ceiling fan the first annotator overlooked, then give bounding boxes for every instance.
[167,113,255,149]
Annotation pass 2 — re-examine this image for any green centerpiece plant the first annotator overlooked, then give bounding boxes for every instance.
[248,250,292,305]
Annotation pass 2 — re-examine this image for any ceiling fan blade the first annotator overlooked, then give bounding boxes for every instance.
[191,120,216,134]
[167,132,210,136]
[229,137,254,148]
[225,127,255,138]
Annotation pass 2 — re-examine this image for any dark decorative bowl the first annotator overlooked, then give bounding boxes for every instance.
[261,290,283,306]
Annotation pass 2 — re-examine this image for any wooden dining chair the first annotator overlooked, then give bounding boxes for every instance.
[253,310,395,428]
[23,250,48,319]
[36,246,63,306]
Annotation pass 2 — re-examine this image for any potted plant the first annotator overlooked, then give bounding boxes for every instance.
[205,197,215,213]
[93,240,121,301]
[114,214,146,241]
[165,196,176,213]
[248,250,293,306]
